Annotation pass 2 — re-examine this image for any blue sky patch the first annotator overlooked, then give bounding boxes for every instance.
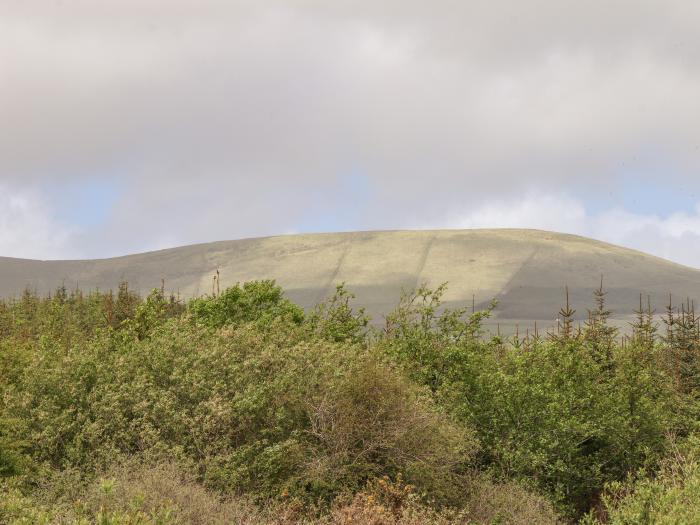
[47,178,124,228]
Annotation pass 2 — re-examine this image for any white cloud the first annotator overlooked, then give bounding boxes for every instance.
[0,186,74,259]
[443,192,700,269]
[445,193,588,233]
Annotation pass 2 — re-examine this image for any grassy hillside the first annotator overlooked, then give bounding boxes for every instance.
[2,279,700,523]
[2,230,699,327]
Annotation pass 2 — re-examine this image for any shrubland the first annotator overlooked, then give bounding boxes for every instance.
[1,279,699,523]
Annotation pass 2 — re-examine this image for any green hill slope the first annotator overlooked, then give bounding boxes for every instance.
[1,229,698,324]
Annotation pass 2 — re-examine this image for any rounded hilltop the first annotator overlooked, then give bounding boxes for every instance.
[1,229,699,323]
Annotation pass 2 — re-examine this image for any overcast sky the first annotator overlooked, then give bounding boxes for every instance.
[2,1,700,266]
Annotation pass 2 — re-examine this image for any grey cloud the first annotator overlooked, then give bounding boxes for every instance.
[1,1,700,257]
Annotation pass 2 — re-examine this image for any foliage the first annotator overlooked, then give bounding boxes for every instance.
[586,436,700,524]
[0,461,559,525]
[0,418,28,478]
[188,280,304,329]
[380,283,495,393]
[380,283,684,518]
[1,278,700,522]
[306,284,370,344]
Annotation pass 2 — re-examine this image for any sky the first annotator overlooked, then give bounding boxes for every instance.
[2,1,700,266]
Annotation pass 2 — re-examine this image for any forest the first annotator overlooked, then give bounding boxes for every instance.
[1,279,700,524]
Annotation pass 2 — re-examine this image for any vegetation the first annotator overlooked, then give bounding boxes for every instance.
[587,439,700,524]
[1,278,700,523]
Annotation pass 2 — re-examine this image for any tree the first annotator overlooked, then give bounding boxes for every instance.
[584,277,618,363]
[306,283,369,344]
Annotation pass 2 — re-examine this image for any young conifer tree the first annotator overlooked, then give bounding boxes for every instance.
[552,285,577,343]
[115,281,140,325]
[584,276,618,361]
[631,294,657,349]
[663,295,700,394]
[663,294,676,346]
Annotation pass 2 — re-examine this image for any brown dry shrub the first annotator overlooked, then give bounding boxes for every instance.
[463,475,562,525]
[329,475,451,525]
[304,358,477,505]
[327,472,561,525]
[38,460,294,525]
[22,461,560,525]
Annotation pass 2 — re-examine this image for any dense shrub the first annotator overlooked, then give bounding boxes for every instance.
[1,292,476,510]
[306,284,370,344]
[188,280,304,329]
[2,279,700,522]
[379,285,684,518]
[586,436,700,524]
[1,460,560,525]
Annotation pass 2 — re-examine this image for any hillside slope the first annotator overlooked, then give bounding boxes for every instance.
[1,229,699,324]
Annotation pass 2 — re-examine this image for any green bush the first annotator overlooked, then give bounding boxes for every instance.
[306,283,370,344]
[3,311,474,508]
[3,279,699,522]
[188,280,304,329]
[0,418,28,478]
[587,436,700,524]
[380,285,681,518]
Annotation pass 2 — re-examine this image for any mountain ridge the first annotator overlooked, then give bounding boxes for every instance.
[1,228,694,270]
[1,229,699,324]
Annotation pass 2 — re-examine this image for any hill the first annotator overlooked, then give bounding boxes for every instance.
[1,229,699,325]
